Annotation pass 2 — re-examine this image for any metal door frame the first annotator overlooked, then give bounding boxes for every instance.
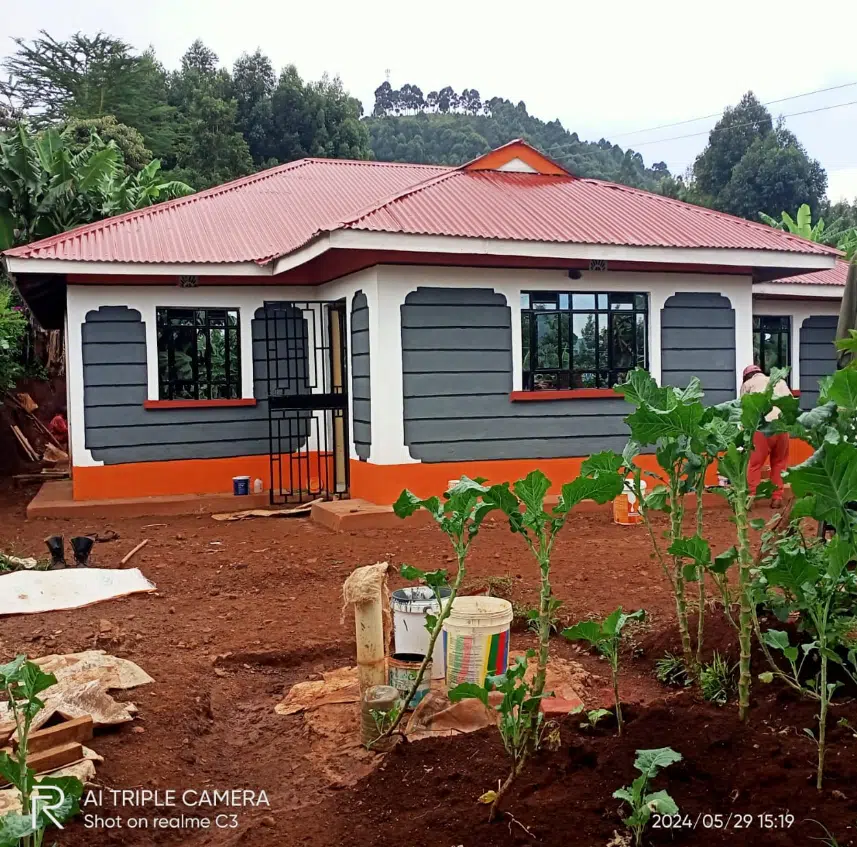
[262,299,349,504]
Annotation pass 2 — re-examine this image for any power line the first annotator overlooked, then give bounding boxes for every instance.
[541,98,857,159]
[610,80,857,140]
[621,98,857,148]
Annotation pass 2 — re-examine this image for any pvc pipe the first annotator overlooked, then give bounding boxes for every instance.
[355,592,386,694]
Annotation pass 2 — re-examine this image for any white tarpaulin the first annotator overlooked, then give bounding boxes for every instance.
[0,568,155,616]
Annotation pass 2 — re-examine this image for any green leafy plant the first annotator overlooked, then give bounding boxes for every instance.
[654,652,691,688]
[613,747,682,847]
[0,656,83,846]
[754,528,857,789]
[708,365,799,720]
[450,652,544,800]
[381,476,512,740]
[699,652,737,705]
[574,707,613,730]
[453,465,623,819]
[563,608,645,735]
[0,287,27,393]
[365,703,402,749]
[617,370,720,678]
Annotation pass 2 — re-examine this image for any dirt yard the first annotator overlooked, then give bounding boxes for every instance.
[1,481,856,847]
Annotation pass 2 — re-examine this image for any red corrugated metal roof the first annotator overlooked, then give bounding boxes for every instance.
[4,159,450,264]
[343,170,837,255]
[4,146,840,265]
[771,259,851,285]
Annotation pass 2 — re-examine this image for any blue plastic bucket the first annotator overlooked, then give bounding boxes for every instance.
[232,476,250,496]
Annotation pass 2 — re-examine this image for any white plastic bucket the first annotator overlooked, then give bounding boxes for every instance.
[613,478,647,525]
[391,587,450,680]
[442,596,513,687]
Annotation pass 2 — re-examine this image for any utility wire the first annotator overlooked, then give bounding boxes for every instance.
[540,98,857,158]
[609,79,857,139]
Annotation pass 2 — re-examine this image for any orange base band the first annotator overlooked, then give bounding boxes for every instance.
[72,440,817,504]
[73,453,333,501]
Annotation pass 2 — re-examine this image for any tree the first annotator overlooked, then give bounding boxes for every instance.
[760,203,857,258]
[373,81,395,117]
[63,115,152,173]
[693,91,772,202]
[168,41,252,189]
[0,31,139,126]
[0,33,179,162]
[232,50,276,164]
[718,124,826,220]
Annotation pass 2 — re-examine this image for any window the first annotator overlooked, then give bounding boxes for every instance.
[521,292,648,390]
[156,308,241,400]
[753,316,791,384]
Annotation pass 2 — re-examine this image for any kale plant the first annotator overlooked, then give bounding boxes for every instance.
[613,747,682,847]
[563,607,645,735]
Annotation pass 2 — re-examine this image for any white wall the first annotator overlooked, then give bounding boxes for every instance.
[369,265,755,465]
[751,297,841,388]
[66,272,375,468]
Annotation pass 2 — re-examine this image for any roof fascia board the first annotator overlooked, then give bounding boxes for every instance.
[327,230,838,272]
[270,234,332,276]
[752,282,843,299]
[3,258,272,276]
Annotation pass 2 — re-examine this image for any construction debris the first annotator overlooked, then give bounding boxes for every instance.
[120,539,149,565]
[11,425,38,461]
[211,498,323,521]
[42,443,69,463]
[0,568,156,616]
[0,651,154,745]
[15,393,38,413]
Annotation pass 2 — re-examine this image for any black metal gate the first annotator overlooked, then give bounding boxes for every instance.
[262,300,349,505]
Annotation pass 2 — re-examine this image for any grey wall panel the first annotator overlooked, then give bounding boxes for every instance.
[660,292,736,405]
[350,291,371,460]
[799,315,838,409]
[82,305,308,464]
[400,286,632,462]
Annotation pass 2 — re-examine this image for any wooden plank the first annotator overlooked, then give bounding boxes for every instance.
[26,742,84,774]
[11,425,39,461]
[0,742,84,783]
[16,716,93,755]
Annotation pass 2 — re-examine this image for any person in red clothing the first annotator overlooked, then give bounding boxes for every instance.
[49,405,69,451]
[740,365,792,508]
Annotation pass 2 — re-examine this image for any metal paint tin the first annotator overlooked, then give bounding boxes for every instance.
[387,652,431,708]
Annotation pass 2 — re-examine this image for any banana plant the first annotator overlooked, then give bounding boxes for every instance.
[0,122,192,251]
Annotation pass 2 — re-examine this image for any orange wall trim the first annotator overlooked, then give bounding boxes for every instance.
[349,439,817,506]
[73,453,331,501]
[72,440,817,503]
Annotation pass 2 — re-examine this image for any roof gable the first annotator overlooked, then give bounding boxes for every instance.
[463,139,570,176]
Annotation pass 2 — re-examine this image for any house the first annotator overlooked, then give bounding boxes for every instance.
[2,140,843,507]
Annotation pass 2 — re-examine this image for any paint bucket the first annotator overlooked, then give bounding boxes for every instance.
[387,652,431,708]
[613,479,647,526]
[391,586,451,679]
[442,595,513,687]
[232,476,250,496]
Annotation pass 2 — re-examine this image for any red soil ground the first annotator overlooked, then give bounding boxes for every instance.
[1,481,855,846]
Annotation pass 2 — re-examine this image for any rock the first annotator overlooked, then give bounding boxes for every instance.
[132,726,146,734]
[99,619,113,634]
[260,816,276,828]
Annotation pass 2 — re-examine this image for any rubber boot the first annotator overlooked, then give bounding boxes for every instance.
[45,536,66,570]
[71,536,94,567]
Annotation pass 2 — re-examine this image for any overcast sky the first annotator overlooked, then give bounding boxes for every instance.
[2,0,857,202]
